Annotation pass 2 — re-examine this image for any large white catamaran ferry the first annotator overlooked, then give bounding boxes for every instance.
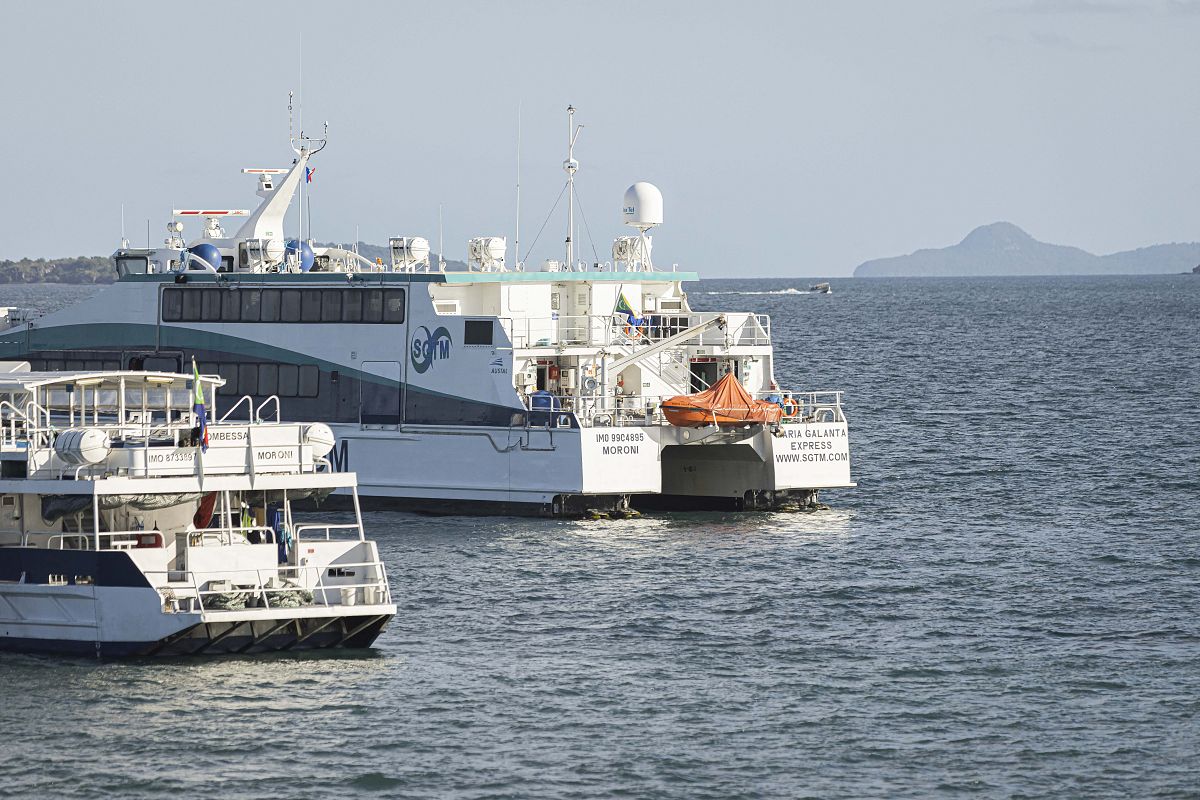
[0,107,853,516]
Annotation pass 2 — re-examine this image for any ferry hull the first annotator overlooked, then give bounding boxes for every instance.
[0,613,393,658]
[644,420,853,511]
[0,549,394,658]
[324,423,663,514]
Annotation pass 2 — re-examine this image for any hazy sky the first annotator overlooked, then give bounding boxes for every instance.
[2,0,1197,277]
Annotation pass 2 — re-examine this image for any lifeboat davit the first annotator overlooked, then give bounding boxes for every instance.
[661,372,783,428]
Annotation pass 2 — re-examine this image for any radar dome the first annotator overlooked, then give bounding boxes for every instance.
[622,182,663,228]
[187,243,222,271]
[285,239,315,272]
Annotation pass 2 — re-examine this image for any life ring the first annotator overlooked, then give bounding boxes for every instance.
[781,398,799,418]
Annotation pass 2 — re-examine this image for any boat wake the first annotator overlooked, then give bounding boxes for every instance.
[701,288,813,296]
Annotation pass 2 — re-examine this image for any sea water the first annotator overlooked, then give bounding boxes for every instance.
[0,275,1197,798]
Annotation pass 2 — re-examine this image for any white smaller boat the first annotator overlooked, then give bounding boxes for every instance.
[0,364,395,656]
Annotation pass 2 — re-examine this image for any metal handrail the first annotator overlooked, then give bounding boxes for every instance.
[517,387,846,428]
[255,396,280,423]
[219,395,254,423]
[143,559,392,612]
[501,311,772,350]
[293,523,363,542]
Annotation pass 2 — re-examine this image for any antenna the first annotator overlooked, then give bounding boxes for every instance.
[120,204,128,249]
[298,34,303,246]
[564,105,583,271]
[514,101,522,271]
[438,203,446,271]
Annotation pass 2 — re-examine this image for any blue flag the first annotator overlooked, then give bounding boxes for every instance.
[192,358,208,453]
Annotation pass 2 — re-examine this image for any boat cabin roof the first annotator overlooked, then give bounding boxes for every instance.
[0,369,224,394]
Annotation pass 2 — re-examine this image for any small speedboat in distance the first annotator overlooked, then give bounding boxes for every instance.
[0,365,396,657]
[809,282,832,294]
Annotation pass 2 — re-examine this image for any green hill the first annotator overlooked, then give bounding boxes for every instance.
[0,256,116,284]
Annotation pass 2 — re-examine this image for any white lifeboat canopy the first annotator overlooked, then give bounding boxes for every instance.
[622,182,663,230]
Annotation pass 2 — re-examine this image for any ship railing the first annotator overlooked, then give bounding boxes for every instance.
[0,400,32,450]
[292,523,364,543]
[518,388,845,428]
[752,390,846,423]
[219,394,282,424]
[501,312,772,350]
[144,560,392,613]
[519,393,664,428]
[0,399,53,451]
[47,530,167,551]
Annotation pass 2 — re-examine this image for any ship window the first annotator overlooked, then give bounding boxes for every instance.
[162,289,182,322]
[220,256,234,273]
[342,290,363,322]
[238,364,258,395]
[363,290,383,323]
[201,289,222,322]
[383,289,405,323]
[277,364,298,397]
[321,290,342,322]
[240,289,261,322]
[66,360,85,371]
[464,320,493,346]
[217,363,238,395]
[280,290,302,323]
[301,289,322,322]
[116,256,148,276]
[261,289,281,322]
[298,365,319,397]
[220,290,240,322]
[103,360,119,371]
[258,364,278,396]
[143,355,179,372]
[181,290,202,321]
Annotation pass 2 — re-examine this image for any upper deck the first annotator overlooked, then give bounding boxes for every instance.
[0,367,344,491]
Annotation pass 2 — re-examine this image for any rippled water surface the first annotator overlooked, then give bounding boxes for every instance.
[1,276,1198,798]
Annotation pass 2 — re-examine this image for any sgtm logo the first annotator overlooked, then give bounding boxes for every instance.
[411,325,453,374]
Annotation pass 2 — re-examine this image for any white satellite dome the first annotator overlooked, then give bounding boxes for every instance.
[622,182,663,228]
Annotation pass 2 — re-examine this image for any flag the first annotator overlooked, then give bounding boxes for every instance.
[614,290,636,320]
[192,357,209,453]
[305,167,315,184]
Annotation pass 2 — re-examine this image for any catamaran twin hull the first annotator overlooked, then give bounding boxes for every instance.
[0,272,853,515]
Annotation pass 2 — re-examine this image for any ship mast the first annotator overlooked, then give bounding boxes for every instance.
[564,105,582,271]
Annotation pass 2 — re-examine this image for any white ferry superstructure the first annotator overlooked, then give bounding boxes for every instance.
[0,110,853,516]
[0,366,395,656]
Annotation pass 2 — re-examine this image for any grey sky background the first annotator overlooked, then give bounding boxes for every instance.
[2,0,1197,277]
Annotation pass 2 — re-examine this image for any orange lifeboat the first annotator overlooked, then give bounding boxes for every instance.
[661,373,784,428]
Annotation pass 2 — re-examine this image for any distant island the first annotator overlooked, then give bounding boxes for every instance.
[854,222,1200,277]
[0,256,116,284]
[0,244,465,284]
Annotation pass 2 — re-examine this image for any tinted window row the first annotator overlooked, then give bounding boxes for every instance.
[197,362,320,399]
[162,287,406,324]
[31,358,121,373]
